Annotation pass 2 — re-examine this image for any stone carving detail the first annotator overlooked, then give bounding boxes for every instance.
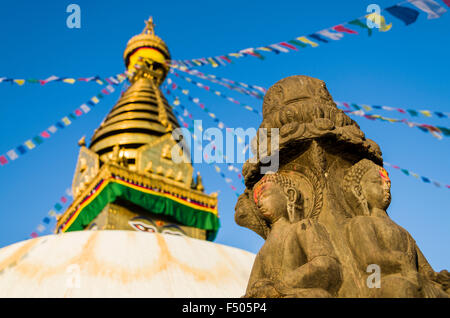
[235,75,449,298]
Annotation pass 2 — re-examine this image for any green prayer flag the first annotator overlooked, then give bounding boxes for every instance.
[351,103,361,110]
[407,109,419,117]
[349,19,373,36]
[437,126,450,136]
[33,136,44,145]
[69,113,77,120]
[401,169,409,176]
[54,203,63,211]
[287,39,307,48]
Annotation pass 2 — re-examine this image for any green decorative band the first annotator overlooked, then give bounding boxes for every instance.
[60,175,220,241]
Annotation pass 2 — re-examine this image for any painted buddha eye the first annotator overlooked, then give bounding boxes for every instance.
[129,220,157,233]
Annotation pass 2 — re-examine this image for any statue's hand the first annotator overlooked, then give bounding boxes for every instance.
[245,279,282,298]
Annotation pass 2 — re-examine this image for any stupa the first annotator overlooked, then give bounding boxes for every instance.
[0,17,255,298]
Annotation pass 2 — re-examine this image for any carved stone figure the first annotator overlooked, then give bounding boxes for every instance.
[242,173,342,298]
[235,75,449,298]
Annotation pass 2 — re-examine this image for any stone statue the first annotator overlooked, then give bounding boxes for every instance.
[242,173,342,298]
[235,75,449,298]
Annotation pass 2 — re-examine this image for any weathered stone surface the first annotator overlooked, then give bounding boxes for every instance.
[235,75,449,298]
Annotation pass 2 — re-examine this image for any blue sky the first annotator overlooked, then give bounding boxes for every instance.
[0,0,449,271]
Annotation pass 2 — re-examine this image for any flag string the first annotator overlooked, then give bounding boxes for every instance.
[0,73,128,167]
[167,77,262,117]
[384,162,450,190]
[171,0,448,68]
[343,109,450,140]
[0,75,106,86]
[30,188,73,238]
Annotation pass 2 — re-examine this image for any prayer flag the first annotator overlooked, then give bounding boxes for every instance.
[296,36,319,47]
[279,42,298,51]
[6,150,18,160]
[63,78,76,84]
[421,176,431,183]
[62,117,72,126]
[14,79,25,86]
[0,155,8,165]
[318,29,344,40]
[33,136,44,145]
[332,25,358,34]
[17,145,27,155]
[287,39,307,48]
[41,131,50,138]
[407,0,447,19]
[365,13,392,32]
[31,232,38,238]
[43,217,51,224]
[25,140,36,149]
[385,5,420,25]
[349,19,373,36]
[309,33,329,43]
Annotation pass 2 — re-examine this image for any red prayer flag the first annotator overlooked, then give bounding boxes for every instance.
[61,196,68,203]
[220,55,232,63]
[31,232,38,238]
[333,25,358,34]
[279,42,298,51]
[343,102,350,109]
[41,131,51,138]
[231,185,237,191]
[396,108,406,114]
[0,155,8,165]
[444,0,450,7]
[75,109,83,116]
[199,103,205,109]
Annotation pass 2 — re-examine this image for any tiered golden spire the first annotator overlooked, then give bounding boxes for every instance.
[89,17,176,170]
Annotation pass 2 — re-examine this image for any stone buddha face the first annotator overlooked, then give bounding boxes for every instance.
[254,182,288,223]
[361,167,391,211]
[253,174,301,224]
[343,159,391,217]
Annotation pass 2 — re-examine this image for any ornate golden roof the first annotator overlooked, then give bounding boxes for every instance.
[123,17,171,67]
[89,75,179,169]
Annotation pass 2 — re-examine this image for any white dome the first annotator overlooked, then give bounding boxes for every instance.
[0,230,255,297]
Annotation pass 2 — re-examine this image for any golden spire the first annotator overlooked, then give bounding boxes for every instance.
[144,16,155,35]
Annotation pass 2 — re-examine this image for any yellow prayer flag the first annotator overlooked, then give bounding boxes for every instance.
[25,140,35,149]
[411,173,419,179]
[63,78,76,84]
[420,110,432,117]
[91,96,100,104]
[96,79,104,85]
[215,165,221,173]
[362,105,372,111]
[229,53,242,58]
[296,36,318,47]
[256,47,272,52]
[208,58,218,68]
[14,79,25,86]
[366,13,392,32]
[62,117,71,126]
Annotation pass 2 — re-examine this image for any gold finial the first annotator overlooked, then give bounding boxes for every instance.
[78,136,86,147]
[144,16,155,35]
